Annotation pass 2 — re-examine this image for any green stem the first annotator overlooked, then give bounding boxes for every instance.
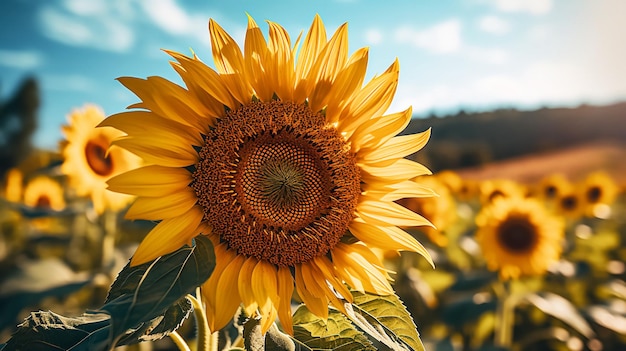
[169,331,192,351]
[494,279,514,348]
[188,293,218,351]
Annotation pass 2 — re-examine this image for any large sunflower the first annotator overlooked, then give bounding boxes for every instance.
[60,104,141,214]
[104,15,434,334]
[23,175,66,211]
[475,197,564,280]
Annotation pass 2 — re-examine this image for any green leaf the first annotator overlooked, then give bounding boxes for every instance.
[292,305,375,351]
[348,291,426,351]
[102,235,216,346]
[523,292,595,339]
[1,310,111,351]
[1,235,215,351]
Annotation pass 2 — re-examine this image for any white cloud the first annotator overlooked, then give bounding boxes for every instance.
[493,0,553,15]
[138,0,216,46]
[365,29,383,45]
[466,47,509,64]
[0,50,44,69]
[38,5,134,52]
[394,60,618,115]
[395,19,462,54]
[478,15,511,35]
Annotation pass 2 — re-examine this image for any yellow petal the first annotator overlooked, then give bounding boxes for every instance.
[100,111,203,146]
[357,199,433,228]
[112,136,198,168]
[359,159,432,184]
[332,243,393,295]
[214,254,245,331]
[252,260,279,333]
[325,47,369,124]
[349,107,411,152]
[349,219,434,267]
[209,19,252,104]
[165,50,238,109]
[295,264,328,319]
[130,206,203,266]
[107,165,191,197]
[266,21,295,101]
[276,266,295,335]
[116,76,210,132]
[202,243,236,332]
[238,258,260,316]
[362,180,438,202]
[307,23,349,112]
[294,14,327,102]
[358,128,431,164]
[337,60,399,136]
[125,189,197,220]
[244,15,272,101]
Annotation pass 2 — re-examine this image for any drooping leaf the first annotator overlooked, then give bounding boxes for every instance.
[1,235,215,351]
[115,296,193,345]
[292,305,375,351]
[102,235,216,346]
[1,310,111,351]
[523,292,595,339]
[348,291,426,351]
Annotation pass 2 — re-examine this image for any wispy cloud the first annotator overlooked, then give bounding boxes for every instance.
[0,50,44,69]
[38,3,134,52]
[492,0,552,15]
[395,19,462,54]
[138,0,217,46]
[365,28,383,45]
[478,15,511,35]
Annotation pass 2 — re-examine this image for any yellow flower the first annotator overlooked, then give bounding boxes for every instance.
[104,15,434,334]
[60,104,141,214]
[400,176,455,247]
[578,171,618,216]
[435,170,463,194]
[23,175,66,211]
[555,189,583,219]
[535,173,570,202]
[475,197,564,280]
[3,168,23,203]
[479,179,525,204]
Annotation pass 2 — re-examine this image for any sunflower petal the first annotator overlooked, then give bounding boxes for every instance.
[349,219,434,267]
[252,260,279,333]
[294,14,327,102]
[112,136,198,168]
[325,47,369,124]
[332,243,393,295]
[267,21,295,101]
[107,165,191,197]
[244,15,272,101]
[359,128,431,164]
[359,158,432,184]
[350,107,411,152]
[130,206,203,266]
[214,254,246,332]
[100,111,203,146]
[357,199,434,228]
[238,258,260,316]
[276,266,295,335]
[295,265,328,319]
[125,189,197,220]
[362,180,438,202]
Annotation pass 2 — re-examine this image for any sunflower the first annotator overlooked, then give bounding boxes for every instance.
[23,175,66,211]
[475,197,564,280]
[535,173,570,202]
[399,176,455,247]
[479,179,525,204]
[555,189,583,219]
[104,15,434,334]
[435,169,463,194]
[578,171,619,216]
[60,104,141,214]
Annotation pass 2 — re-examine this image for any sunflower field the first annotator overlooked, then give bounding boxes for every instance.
[1,14,625,351]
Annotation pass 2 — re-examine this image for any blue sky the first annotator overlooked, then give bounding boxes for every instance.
[1,0,625,150]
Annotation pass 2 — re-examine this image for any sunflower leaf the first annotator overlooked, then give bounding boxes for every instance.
[102,234,216,347]
[292,304,375,351]
[346,291,426,351]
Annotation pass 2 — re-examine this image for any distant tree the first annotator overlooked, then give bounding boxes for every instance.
[0,77,39,178]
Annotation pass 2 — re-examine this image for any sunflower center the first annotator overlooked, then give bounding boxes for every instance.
[193,100,361,266]
[586,186,601,203]
[560,195,577,211]
[545,185,557,198]
[84,140,114,176]
[35,195,51,209]
[497,217,537,253]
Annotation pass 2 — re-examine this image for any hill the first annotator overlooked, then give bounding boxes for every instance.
[405,102,626,175]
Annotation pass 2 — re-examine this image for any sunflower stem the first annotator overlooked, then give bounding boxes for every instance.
[494,279,514,348]
[188,293,218,351]
[169,331,192,351]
